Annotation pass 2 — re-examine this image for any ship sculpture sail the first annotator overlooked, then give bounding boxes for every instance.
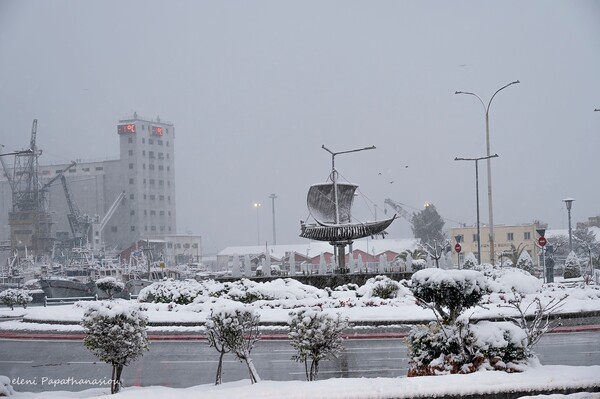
[300,145,396,273]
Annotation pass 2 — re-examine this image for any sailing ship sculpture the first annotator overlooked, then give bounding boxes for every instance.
[300,145,396,273]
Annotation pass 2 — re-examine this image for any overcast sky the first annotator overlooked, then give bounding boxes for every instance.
[1,1,599,255]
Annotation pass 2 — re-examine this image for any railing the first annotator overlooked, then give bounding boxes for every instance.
[43,294,98,307]
[129,293,139,300]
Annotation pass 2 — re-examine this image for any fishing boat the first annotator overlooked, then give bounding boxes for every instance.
[300,145,396,272]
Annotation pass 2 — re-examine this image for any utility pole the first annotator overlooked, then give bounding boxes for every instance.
[269,193,277,245]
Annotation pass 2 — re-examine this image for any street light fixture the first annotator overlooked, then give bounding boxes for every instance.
[455,80,520,264]
[454,154,499,265]
[269,193,277,245]
[563,198,575,252]
[253,202,261,246]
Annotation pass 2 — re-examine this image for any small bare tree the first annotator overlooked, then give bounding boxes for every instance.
[499,289,568,349]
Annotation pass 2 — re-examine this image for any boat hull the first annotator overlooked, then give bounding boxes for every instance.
[39,279,98,298]
[300,216,397,242]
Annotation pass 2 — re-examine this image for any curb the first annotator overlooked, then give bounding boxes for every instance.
[1,324,600,341]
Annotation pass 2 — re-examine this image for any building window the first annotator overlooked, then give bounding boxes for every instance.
[158,165,164,171]
[151,225,156,231]
[142,138,145,144]
[82,167,90,172]
[111,226,117,233]
[128,149,133,156]
[166,141,169,147]
[129,163,134,169]
[144,210,147,215]
[524,232,531,240]
[149,179,155,185]
[507,232,514,241]
[131,226,135,231]
[68,169,75,173]
[192,243,198,248]
[455,234,464,243]
[159,195,164,201]
[95,166,103,171]
[150,194,155,200]
[169,226,172,232]
[143,163,146,170]
[149,151,155,159]
[166,153,169,159]
[129,194,134,200]
[142,150,146,156]
[160,226,165,231]
[142,125,145,130]
[144,226,147,231]
[149,164,155,170]
[159,180,164,187]
[143,194,147,200]
[472,234,479,242]
[167,243,173,248]
[160,210,164,216]
[130,210,135,216]
[158,140,163,146]
[150,210,156,215]
[149,139,154,145]
[176,243,181,249]
[128,137,133,143]
[129,178,134,184]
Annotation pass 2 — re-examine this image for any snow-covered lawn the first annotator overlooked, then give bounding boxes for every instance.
[3,365,600,399]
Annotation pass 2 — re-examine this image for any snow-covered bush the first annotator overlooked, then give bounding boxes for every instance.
[406,319,531,376]
[96,277,125,300]
[477,265,542,295]
[356,275,407,299]
[138,278,205,304]
[0,375,15,396]
[411,258,426,272]
[288,309,349,381]
[205,306,261,384]
[516,251,535,275]
[81,302,149,394]
[0,288,32,310]
[462,252,478,269]
[411,269,489,324]
[564,251,581,279]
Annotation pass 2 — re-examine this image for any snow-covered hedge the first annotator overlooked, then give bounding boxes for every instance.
[138,278,206,304]
[0,288,33,310]
[476,265,542,295]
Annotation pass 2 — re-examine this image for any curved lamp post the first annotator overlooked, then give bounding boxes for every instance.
[253,202,261,246]
[455,80,520,264]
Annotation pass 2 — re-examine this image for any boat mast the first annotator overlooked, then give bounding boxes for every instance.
[321,145,376,225]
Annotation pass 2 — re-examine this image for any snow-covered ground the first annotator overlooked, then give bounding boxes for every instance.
[1,269,600,399]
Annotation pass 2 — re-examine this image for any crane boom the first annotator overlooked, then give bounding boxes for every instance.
[384,198,412,222]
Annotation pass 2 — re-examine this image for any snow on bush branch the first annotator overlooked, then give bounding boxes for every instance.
[0,288,32,310]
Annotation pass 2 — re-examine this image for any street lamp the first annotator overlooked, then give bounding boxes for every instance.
[454,154,499,265]
[253,202,261,246]
[455,80,520,264]
[563,198,575,252]
[269,193,277,245]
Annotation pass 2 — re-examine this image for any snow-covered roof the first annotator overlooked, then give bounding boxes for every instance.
[218,238,420,258]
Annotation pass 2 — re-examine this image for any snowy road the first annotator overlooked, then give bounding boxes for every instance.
[1,331,599,393]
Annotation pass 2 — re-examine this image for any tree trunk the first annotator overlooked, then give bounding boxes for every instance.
[310,359,319,381]
[215,351,225,385]
[241,353,261,384]
[112,363,124,394]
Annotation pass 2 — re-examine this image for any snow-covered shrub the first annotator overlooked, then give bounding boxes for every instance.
[477,265,542,295]
[288,309,349,381]
[411,258,426,272]
[516,251,535,275]
[138,278,205,304]
[356,275,406,299]
[96,277,125,300]
[406,320,531,376]
[411,269,489,324]
[81,302,149,394]
[0,375,15,396]
[462,252,478,269]
[470,321,530,370]
[0,288,32,310]
[564,251,581,279]
[205,306,261,384]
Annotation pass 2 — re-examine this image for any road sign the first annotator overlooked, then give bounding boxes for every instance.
[538,236,547,247]
[454,243,462,253]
